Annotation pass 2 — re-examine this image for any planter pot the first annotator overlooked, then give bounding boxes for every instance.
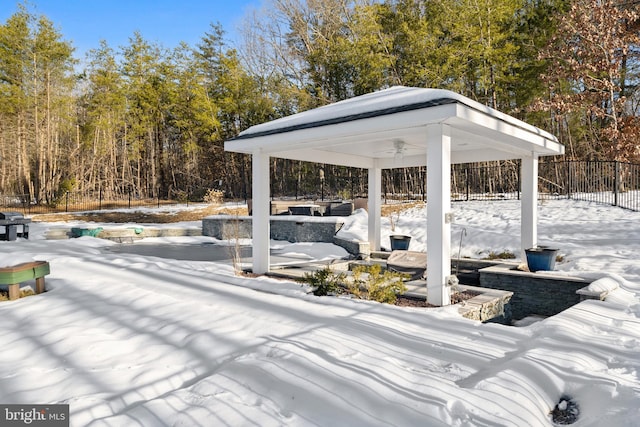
[525,247,558,272]
[71,227,104,238]
[390,234,411,251]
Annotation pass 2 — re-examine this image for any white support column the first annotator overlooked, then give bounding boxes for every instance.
[426,124,452,306]
[252,149,270,274]
[521,155,539,255]
[368,166,382,252]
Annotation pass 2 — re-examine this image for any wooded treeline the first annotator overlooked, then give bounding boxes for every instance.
[1,0,638,203]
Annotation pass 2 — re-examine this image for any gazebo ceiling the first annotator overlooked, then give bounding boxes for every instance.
[225,86,564,168]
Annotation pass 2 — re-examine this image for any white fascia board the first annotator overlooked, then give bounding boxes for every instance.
[452,105,564,156]
[225,104,457,155]
[539,137,566,155]
[224,139,251,154]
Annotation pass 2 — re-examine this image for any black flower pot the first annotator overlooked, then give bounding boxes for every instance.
[525,247,558,272]
[390,234,411,251]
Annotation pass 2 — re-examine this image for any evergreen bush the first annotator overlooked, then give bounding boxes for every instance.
[348,264,408,304]
[300,266,346,296]
[299,264,408,303]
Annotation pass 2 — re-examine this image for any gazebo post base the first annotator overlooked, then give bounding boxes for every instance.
[427,282,452,307]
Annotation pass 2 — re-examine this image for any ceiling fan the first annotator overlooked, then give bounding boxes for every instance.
[372,139,407,162]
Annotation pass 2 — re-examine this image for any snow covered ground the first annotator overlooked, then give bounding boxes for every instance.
[0,199,639,426]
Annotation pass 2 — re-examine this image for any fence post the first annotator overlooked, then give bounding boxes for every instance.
[465,167,470,201]
[65,192,69,212]
[566,160,572,199]
[517,161,521,200]
[351,174,355,201]
[128,189,131,209]
[614,161,620,207]
[99,188,103,210]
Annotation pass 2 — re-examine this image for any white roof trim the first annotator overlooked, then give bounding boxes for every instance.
[234,86,558,143]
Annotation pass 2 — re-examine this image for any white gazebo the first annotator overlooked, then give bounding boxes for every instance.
[224,86,564,306]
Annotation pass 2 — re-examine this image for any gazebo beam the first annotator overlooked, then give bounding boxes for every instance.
[452,148,530,164]
[269,148,374,169]
[426,124,452,306]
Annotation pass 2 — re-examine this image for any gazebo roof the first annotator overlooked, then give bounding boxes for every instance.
[225,86,564,167]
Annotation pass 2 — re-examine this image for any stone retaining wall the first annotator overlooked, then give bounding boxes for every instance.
[202,215,370,258]
[202,216,253,239]
[456,285,513,323]
[45,227,201,241]
[479,263,591,320]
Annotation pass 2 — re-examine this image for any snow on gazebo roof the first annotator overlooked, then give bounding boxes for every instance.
[234,86,557,142]
[225,86,563,168]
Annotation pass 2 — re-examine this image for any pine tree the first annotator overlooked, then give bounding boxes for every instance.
[0,4,75,200]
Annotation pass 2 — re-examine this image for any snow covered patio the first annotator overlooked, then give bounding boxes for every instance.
[1,199,640,425]
[225,86,564,306]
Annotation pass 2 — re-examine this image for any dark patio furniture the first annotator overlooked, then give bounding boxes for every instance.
[288,205,326,216]
[386,250,427,280]
[0,212,31,241]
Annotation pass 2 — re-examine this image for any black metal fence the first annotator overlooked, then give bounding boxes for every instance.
[3,160,640,214]
[451,162,521,201]
[539,160,640,211]
[0,189,183,215]
[451,160,640,212]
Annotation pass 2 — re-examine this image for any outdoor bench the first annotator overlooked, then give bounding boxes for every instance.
[0,261,50,300]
